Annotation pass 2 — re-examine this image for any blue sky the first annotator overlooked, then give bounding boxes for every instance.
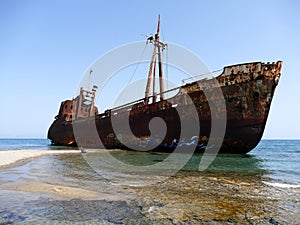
[0,0,299,139]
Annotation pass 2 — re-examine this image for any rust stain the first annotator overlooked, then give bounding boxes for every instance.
[48,61,282,154]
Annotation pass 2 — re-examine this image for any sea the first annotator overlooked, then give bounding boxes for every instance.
[0,139,299,224]
[0,138,299,185]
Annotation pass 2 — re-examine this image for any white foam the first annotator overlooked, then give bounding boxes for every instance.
[263,181,300,188]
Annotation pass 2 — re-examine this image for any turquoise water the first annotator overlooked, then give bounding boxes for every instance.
[0,139,299,185]
[252,140,300,185]
[0,139,299,224]
[0,138,77,150]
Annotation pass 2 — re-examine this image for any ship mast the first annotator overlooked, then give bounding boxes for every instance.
[156,15,165,101]
[144,15,167,104]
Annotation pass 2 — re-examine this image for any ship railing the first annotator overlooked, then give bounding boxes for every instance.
[110,98,145,112]
[100,69,222,114]
[109,86,182,113]
[75,70,222,118]
[181,69,222,84]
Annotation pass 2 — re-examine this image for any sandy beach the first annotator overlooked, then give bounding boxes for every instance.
[0,150,79,169]
[0,150,133,201]
[0,148,299,224]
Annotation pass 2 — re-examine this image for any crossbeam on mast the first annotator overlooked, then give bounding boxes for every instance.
[144,15,167,104]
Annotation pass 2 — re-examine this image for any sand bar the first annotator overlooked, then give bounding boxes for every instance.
[8,177,131,200]
[0,150,79,169]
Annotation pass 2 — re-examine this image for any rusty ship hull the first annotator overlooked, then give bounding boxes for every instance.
[48,61,282,154]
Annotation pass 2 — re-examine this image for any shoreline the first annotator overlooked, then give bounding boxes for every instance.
[0,148,299,223]
[0,149,135,202]
[0,149,80,170]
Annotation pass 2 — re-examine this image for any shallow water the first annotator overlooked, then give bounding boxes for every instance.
[0,140,299,224]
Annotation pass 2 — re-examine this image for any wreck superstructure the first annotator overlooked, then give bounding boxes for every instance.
[48,85,98,146]
[48,17,282,154]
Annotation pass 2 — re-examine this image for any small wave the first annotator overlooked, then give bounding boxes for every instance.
[263,181,300,188]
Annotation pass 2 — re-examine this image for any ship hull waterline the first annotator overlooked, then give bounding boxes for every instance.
[48,61,281,154]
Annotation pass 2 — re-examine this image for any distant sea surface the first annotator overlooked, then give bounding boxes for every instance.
[0,138,299,185]
[0,138,76,150]
[0,138,299,224]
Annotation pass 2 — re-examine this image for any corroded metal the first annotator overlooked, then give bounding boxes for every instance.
[47,61,282,154]
[144,46,156,104]
[145,15,166,103]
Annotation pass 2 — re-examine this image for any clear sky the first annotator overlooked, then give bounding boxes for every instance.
[0,0,299,139]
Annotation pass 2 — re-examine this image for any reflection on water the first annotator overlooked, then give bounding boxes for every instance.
[80,150,267,186]
[185,153,264,173]
[107,150,265,173]
[0,148,299,224]
[3,150,266,189]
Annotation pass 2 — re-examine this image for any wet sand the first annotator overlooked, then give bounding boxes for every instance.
[8,177,132,201]
[0,152,299,224]
[0,150,79,169]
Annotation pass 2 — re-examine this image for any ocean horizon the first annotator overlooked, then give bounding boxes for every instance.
[0,138,299,224]
[0,138,299,185]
